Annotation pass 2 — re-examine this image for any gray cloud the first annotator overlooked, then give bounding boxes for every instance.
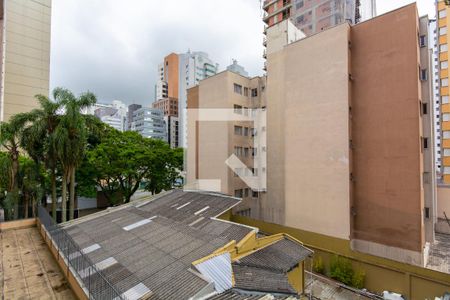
[50,0,265,106]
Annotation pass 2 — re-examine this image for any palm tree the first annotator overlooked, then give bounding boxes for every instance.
[20,94,62,221]
[54,88,96,221]
[0,114,28,219]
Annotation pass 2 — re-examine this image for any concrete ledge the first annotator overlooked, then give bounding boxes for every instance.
[36,219,88,300]
[351,238,424,267]
[0,218,36,231]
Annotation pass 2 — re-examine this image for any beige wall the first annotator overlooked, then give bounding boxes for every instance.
[351,4,425,253]
[265,24,352,240]
[1,0,51,121]
[186,71,264,196]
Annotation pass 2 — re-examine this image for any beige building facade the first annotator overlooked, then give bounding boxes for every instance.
[187,4,438,268]
[0,0,51,121]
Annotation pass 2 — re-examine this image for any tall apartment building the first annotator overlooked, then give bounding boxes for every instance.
[262,0,376,34]
[226,60,249,77]
[155,51,219,148]
[131,107,165,140]
[0,0,52,121]
[152,97,179,147]
[437,1,450,184]
[187,5,444,293]
[186,71,266,203]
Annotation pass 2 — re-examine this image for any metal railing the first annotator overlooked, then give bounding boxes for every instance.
[37,206,124,300]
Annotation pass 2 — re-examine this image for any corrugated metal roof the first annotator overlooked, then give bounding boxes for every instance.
[62,190,309,299]
[235,238,313,272]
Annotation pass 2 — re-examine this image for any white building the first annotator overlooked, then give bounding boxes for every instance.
[430,19,442,177]
[86,100,128,132]
[131,107,166,140]
[178,51,219,148]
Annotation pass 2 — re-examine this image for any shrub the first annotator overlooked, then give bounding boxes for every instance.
[329,255,354,286]
[313,256,325,275]
[352,269,365,289]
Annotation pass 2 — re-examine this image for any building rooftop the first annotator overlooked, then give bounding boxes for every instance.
[0,227,75,299]
[61,189,313,299]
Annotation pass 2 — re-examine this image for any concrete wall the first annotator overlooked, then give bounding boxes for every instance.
[1,0,51,121]
[351,4,425,254]
[419,15,438,245]
[437,185,450,234]
[265,23,352,240]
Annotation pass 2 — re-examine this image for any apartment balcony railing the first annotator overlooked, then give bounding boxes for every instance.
[263,37,267,47]
[263,49,267,59]
[38,206,125,300]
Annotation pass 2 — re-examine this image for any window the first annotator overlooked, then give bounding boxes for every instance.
[444,149,450,156]
[440,44,448,53]
[442,78,449,87]
[234,189,243,198]
[234,125,243,135]
[440,26,447,36]
[244,127,249,136]
[296,0,304,9]
[234,146,243,156]
[244,188,249,197]
[422,103,428,115]
[419,35,426,47]
[425,207,430,219]
[234,104,243,114]
[444,131,450,139]
[252,148,257,157]
[251,88,258,97]
[420,69,427,81]
[234,83,242,94]
[442,61,449,70]
[244,147,249,157]
[423,137,429,149]
[244,87,249,97]
[252,190,259,198]
[443,96,449,104]
[443,113,450,121]
[439,9,447,19]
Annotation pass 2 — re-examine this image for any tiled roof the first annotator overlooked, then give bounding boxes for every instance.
[232,265,297,294]
[63,190,252,299]
[235,238,313,273]
[207,290,299,299]
[61,190,311,300]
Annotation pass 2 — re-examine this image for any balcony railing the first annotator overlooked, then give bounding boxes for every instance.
[38,206,125,300]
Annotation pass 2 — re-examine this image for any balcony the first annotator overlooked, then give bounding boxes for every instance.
[263,61,267,71]
[263,49,267,59]
[263,25,267,35]
[263,37,267,47]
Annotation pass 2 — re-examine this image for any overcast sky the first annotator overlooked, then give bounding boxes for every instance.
[49,0,435,106]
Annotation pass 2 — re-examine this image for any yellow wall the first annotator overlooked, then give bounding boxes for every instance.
[230,215,450,299]
[438,1,450,183]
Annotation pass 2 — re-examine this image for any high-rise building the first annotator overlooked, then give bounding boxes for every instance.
[0,0,52,121]
[152,97,179,147]
[178,51,219,148]
[131,107,166,140]
[226,60,249,77]
[437,1,450,184]
[89,100,128,131]
[263,0,376,33]
[186,4,448,295]
[127,104,142,130]
[154,51,219,148]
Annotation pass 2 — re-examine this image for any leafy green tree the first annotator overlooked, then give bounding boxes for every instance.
[87,130,181,205]
[17,157,45,218]
[20,94,62,220]
[54,88,96,221]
